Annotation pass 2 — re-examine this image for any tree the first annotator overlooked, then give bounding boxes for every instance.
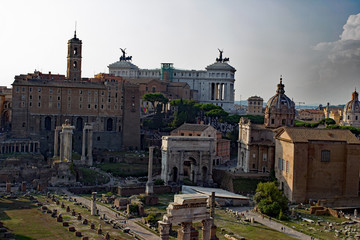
[205,109,229,119]
[142,93,169,114]
[253,182,288,218]
[170,99,200,127]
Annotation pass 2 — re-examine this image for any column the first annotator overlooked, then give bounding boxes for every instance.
[91,192,97,216]
[158,221,171,240]
[212,83,216,101]
[54,127,60,157]
[178,222,192,240]
[59,133,64,162]
[81,127,86,162]
[201,219,212,240]
[179,151,184,184]
[87,127,93,166]
[146,146,155,195]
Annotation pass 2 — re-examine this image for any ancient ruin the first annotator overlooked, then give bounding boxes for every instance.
[158,194,217,240]
[81,123,93,166]
[161,136,215,186]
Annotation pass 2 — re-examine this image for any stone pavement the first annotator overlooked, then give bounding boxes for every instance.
[61,189,160,240]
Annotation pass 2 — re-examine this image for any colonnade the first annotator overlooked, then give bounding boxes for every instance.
[0,141,39,154]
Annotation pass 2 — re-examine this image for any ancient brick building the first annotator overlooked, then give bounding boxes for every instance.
[275,127,360,203]
[11,32,140,156]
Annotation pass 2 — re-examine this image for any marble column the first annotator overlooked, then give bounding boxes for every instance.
[87,128,93,166]
[146,146,155,195]
[81,127,86,162]
[202,219,212,240]
[178,222,192,240]
[91,192,97,216]
[158,221,171,240]
[179,151,184,184]
[54,126,61,157]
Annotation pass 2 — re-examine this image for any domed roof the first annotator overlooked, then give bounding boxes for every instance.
[206,62,236,72]
[266,77,294,109]
[344,89,360,113]
[108,60,139,70]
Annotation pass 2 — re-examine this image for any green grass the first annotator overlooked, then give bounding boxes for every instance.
[78,167,110,185]
[0,197,79,240]
[214,209,297,240]
[96,162,160,177]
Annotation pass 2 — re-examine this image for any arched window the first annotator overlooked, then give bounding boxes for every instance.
[106,118,113,131]
[76,117,83,131]
[73,61,77,68]
[45,116,51,131]
[74,47,78,55]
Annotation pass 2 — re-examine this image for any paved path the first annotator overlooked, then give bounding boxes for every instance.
[61,189,160,240]
[242,210,313,240]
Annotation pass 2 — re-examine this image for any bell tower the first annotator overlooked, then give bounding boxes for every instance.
[67,30,82,81]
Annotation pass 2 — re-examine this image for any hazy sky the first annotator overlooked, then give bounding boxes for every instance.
[1,0,360,105]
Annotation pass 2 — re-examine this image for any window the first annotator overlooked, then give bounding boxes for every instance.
[286,161,289,173]
[282,159,285,171]
[29,87,32,92]
[271,119,274,124]
[278,158,281,169]
[49,88,53,94]
[68,89,71,94]
[38,88,42,92]
[321,150,330,162]
[79,90,83,94]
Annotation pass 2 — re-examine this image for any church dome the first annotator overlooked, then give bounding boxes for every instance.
[266,77,294,109]
[344,90,360,113]
[264,76,295,128]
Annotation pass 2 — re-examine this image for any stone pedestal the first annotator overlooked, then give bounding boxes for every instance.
[177,222,192,240]
[158,221,171,240]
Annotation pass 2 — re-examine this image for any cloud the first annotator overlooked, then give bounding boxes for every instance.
[310,13,360,103]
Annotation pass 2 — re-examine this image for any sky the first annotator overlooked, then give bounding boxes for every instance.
[1,0,360,105]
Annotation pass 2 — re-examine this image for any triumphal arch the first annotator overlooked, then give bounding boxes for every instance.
[161,136,215,187]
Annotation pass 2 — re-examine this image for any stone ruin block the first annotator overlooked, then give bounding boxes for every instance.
[21,182,26,192]
[68,226,76,232]
[63,222,69,227]
[66,206,70,212]
[81,237,89,240]
[82,219,88,225]
[145,195,159,205]
[114,198,129,209]
[72,210,76,216]
[90,223,95,229]
[75,231,82,237]
[138,204,145,217]
[105,232,110,240]
[77,213,82,220]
